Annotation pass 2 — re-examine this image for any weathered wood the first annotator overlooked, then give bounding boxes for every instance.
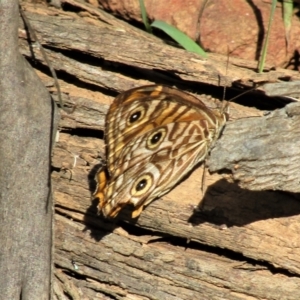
[0,1,55,299]
[54,213,300,300]
[210,102,300,193]
[19,3,300,94]
[52,132,300,299]
[19,1,300,299]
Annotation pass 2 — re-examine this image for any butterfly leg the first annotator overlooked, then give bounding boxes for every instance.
[201,160,207,194]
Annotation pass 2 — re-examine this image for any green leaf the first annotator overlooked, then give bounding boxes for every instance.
[139,0,152,33]
[151,20,207,57]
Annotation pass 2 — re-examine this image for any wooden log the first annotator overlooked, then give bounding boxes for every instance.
[19,1,300,299]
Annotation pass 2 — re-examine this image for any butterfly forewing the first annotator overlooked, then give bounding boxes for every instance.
[95,85,227,218]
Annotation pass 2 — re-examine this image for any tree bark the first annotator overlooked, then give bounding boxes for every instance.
[18,1,300,299]
[0,1,56,299]
[210,102,300,193]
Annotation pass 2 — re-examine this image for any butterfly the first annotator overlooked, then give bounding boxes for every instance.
[94,85,228,218]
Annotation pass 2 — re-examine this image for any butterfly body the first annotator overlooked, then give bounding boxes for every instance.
[94,85,228,218]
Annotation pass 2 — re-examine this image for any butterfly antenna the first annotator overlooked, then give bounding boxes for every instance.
[221,50,262,114]
[223,48,230,101]
[220,47,230,114]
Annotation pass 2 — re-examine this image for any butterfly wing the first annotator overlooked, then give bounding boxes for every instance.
[96,85,227,218]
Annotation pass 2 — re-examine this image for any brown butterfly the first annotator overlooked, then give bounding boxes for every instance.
[94,85,228,218]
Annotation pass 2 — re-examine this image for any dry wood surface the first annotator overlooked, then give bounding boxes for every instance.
[19,1,300,299]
